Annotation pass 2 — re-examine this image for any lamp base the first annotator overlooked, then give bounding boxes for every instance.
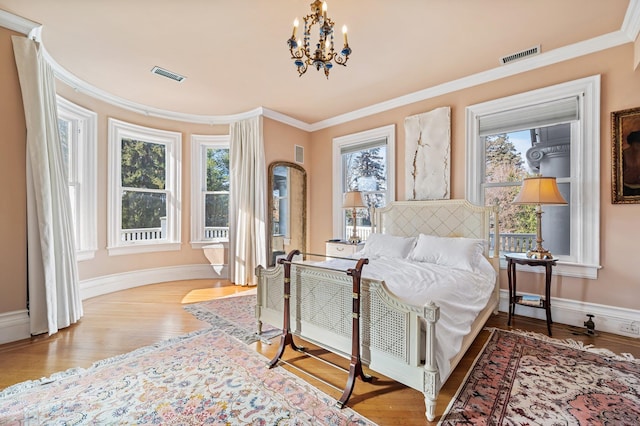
[526,249,554,259]
[348,235,361,244]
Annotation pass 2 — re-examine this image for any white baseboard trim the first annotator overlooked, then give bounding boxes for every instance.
[0,310,30,345]
[4,277,637,346]
[498,289,640,339]
[80,263,228,300]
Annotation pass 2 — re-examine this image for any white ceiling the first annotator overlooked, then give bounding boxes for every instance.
[0,0,636,127]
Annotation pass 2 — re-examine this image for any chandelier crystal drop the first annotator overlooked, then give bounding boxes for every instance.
[287,0,352,78]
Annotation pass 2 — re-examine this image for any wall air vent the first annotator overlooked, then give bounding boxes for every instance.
[499,45,540,65]
[295,145,304,164]
[151,66,186,82]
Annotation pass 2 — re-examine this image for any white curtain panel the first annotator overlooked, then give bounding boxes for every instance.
[229,116,267,286]
[12,36,83,335]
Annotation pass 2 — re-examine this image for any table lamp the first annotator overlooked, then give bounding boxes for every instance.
[343,191,366,244]
[512,176,568,259]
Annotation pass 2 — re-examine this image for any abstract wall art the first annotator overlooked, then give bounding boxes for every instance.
[404,106,451,200]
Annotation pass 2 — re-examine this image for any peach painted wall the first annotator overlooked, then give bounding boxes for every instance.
[55,88,312,282]
[55,83,230,280]
[309,44,640,311]
[0,57,313,310]
[0,28,27,313]
[263,118,310,168]
[263,118,312,252]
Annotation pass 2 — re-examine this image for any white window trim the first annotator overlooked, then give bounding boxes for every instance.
[190,134,230,249]
[332,124,396,239]
[107,118,182,255]
[57,96,98,261]
[465,75,601,279]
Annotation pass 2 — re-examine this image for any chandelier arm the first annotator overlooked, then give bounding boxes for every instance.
[297,61,308,77]
[288,38,303,60]
[334,56,349,66]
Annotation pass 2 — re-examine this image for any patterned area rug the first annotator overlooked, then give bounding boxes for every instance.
[0,295,374,425]
[183,291,281,343]
[439,328,640,425]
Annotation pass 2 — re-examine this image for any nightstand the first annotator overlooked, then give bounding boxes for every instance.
[505,253,557,336]
[325,240,364,258]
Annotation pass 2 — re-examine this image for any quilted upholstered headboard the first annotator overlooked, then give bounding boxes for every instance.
[375,199,499,259]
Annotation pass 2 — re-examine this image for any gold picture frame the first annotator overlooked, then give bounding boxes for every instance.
[612,107,640,204]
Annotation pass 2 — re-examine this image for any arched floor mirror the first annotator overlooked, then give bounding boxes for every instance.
[268,161,306,266]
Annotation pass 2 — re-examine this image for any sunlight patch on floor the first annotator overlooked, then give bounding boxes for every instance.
[181,286,256,304]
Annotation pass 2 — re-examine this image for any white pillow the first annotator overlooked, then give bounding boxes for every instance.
[408,234,485,272]
[362,233,416,259]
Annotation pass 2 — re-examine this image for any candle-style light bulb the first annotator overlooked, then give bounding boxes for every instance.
[322,2,327,19]
[292,18,299,38]
[342,25,348,45]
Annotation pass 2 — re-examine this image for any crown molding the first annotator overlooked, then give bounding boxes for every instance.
[2,3,639,131]
[309,30,632,131]
[0,9,39,35]
[621,0,640,41]
[261,107,312,131]
[42,45,313,129]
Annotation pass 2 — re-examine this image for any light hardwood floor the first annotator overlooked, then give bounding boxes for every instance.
[1,280,638,425]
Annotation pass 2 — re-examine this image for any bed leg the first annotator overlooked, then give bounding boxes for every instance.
[423,302,440,423]
[423,368,439,422]
[425,396,436,422]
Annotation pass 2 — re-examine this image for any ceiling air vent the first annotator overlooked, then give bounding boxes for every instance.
[499,45,540,65]
[151,66,186,82]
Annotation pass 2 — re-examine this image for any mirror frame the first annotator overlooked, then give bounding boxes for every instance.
[267,161,307,266]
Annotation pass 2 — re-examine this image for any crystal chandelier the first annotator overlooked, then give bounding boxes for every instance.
[287,0,352,78]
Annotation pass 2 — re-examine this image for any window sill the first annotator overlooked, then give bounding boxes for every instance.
[499,257,601,279]
[108,242,181,256]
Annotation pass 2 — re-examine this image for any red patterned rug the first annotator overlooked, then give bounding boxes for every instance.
[439,328,640,425]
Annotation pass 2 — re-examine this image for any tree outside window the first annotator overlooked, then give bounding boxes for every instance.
[205,147,229,234]
[342,145,387,235]
[120,138,167,234]
[108,118,181,254]
[332,124,396,242]
[483,126,571,256]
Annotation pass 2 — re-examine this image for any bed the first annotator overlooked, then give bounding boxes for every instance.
[255,199,500,421]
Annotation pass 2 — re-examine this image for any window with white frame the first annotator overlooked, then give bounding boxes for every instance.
[466,75,600,278]
[108,118,182,255]
[190,135,230,246]
[332,124,396,241]
[56,96,97,261]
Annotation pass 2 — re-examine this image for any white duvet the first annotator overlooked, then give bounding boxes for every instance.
[309,254,497,380]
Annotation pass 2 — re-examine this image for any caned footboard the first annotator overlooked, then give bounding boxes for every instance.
[255,262,442,421]
[256,200,499,421]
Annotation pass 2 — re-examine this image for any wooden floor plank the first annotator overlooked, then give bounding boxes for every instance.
[0,279,638,425]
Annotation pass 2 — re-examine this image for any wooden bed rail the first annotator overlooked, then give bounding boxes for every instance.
[266,250,373,409]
